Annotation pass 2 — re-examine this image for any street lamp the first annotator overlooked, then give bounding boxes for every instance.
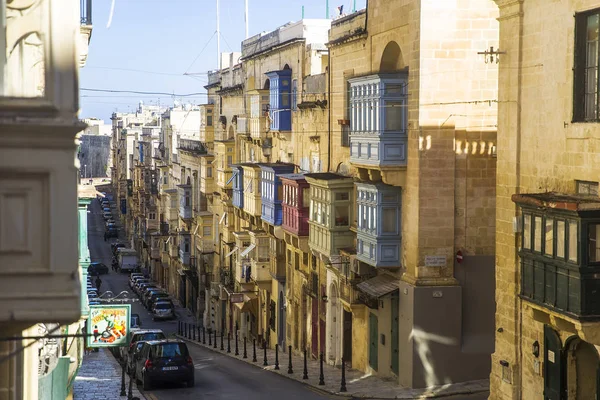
[84,164,87,179]
[261,138,273,159]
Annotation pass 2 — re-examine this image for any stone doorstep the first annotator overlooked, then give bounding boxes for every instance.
[175,334,489,399]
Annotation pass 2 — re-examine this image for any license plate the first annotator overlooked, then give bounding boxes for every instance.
[162,366,178,371]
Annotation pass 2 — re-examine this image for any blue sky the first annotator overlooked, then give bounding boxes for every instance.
[80,0,366,122]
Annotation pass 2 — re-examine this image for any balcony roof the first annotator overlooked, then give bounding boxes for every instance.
[356,273,399,298]
[512,192,600,213]
[280,173,306,182]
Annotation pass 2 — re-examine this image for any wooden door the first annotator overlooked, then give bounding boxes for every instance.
[311,298,318,357]
[391,290,399,375]
[343,310,352,363]
[544,325,563,400]
[369,313,378,371]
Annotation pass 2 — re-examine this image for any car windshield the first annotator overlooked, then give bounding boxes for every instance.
[136,332,165,341]
[153,343,187,358]
[155,303,172,310]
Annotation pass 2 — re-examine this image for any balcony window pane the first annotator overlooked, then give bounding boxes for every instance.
[335,192,349,201]
[335,205,349,226]
[569,220,578,263]
[556,220,565,258]
[382,208,396,233]
[534,216,542,252]
[523,214,531,249]
[385,101,403,133]
[302,188,309,208]
[545,218,554,256]
[589,224,600,262]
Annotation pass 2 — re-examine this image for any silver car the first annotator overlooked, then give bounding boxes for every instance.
[152,301,175,320]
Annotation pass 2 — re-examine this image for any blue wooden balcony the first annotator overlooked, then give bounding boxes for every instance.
[232,165,244,209]
[266,69,292,132]
[355,182,402,267]
[260,163,295,225]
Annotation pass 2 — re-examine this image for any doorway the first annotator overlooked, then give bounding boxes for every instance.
[391,290,399,375]
[278,291,285,347]
[369,313,378,371]
[342,309,352,364]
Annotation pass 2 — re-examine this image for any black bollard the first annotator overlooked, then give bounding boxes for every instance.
[214,330,217,349]
[178,321,182,335]
[318,353,325,385]
[183,322,186,337]
[252,339,257,362]
[202,327,206,344]
[220,331,224,351]
[193,325,196,341]
[340,357,347,392]
[227,332,231,353]
[208,329,212,346]
[274,344,280,370]
[303,349,308,379]
[198,326,201,342]
[243,337,248,359]
[263,340,268,366]
[287,345,293,374]
[188,323,191,339]
[235,331,239,356]
[120,361,126,396]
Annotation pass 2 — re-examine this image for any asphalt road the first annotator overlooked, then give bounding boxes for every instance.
[87,198,488,400]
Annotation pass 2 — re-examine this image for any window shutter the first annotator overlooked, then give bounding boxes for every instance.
[573,13,587,121]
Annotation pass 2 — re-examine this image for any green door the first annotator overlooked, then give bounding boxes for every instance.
[369,313,378,371]
[543,325,563,400]
[391,291,399,375]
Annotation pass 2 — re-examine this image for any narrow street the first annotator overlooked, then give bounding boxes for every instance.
[86,199,487,400]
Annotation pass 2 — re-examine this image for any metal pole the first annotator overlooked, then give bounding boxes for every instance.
[220,331,224,350]
[127,361,134,399]
[303,349,308,379]
[244,0,249,39]
[319,353,325,385]
[340,357,347,392]
[193,325,196,341]
[287,345,293,374]
[178,321,181,335]
[120,361,126,396]
[208,329,212,346]
[227,332,231,353]
[243,337,248,359]
[252,339,257,362]
[216,0,220,69]
[274,344,280,370]
[198,326,201,342]
[183,322,187,338]
[235,331,239,356]
[202,327,206,344]
[214,330,217,349]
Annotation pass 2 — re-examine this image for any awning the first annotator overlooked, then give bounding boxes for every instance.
[233,293,258,315]
[356,274,399,298]
[225,246,238,258]
[240,243,256,257]
[219,213,227,225]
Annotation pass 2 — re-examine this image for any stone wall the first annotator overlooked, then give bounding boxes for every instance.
[79,135,111,178]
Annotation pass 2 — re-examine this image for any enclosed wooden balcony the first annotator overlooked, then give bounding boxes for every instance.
[515,192,600,321]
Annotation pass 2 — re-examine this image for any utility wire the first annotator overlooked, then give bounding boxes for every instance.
[185,31,217,75]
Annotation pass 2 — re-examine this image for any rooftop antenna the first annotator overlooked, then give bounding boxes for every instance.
[326,0,329,18]
[245,0,249,39]
[302,5,304,19]
[216,0,221,70]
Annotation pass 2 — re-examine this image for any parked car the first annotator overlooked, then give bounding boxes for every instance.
[134,340,194,390]
[129,274,145,289]
[139,285,159,299]
[127,340,147,373]
[106,228,119,238]
[120,329,166,361]
[88,262,109,276]
[105,222,117,230]
[142,289,164,308]
[87,289,98,298]
[149,297,174,312]
[133,279,151,293]
[152,301,175,321]
[102,206,111,212]
[103,212,112,220]
[112,242,127,254]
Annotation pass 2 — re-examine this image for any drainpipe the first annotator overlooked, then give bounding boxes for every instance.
[327,52,332,172]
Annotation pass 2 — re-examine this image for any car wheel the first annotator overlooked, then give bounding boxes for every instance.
[143,373,152,391]
[187,377,195,388]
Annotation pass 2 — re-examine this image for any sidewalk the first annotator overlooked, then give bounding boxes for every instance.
[73,348,145,400]
[176,331,489,399]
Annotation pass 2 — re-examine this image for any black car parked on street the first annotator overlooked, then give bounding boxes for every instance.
[88,262,109,275]
[134,340,194,390]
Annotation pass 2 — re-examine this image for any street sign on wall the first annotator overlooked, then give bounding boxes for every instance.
[87,304,131,348]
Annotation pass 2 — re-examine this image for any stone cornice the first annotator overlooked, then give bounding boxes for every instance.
[495,0,524,21]
[0,119,86,149]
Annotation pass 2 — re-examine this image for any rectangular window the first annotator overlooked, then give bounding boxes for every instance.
[589,224,600,262]
[574,10,600,121]
[302,188,310,208]
[385,101,404,133]
[556,220,566,258]
[207,115,213,126]
[227,155,233,166]
[523,215,532,250]
[207,167,212,178]
[534,216,542,252]
[334,205,349,227]
[382,208,397,233]
[292,79,297,110]
[203,226,211,236]
[335,192,349,201]
[545,218,554,256]
[576,180,599,195]
[569,220,579,262]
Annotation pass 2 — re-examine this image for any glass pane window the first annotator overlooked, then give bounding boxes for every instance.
[545,218,554,256]
[302,188,310,208]
[569,220,579,262]
[522,214,531,250]
[586,14,600,120]
[385,101,404,133]
[335,205,349,226]
[589,224,600,262]
[382,208,397,233]
[556,220,566,258]
[534,216,542,252]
